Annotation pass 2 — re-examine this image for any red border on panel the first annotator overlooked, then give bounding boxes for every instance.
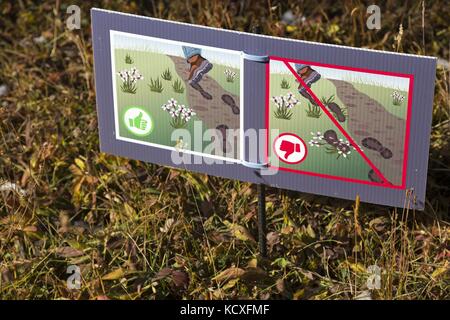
[266,56,414,190]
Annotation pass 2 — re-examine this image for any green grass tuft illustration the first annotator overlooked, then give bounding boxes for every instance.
[125,54,134,64]
[161,68,172,81]
[274,107,293,120]
[320,94,335,105]
[280,78,291,89]
[148,77,164,93]
[305,103,322,118]
[172,79,185,93]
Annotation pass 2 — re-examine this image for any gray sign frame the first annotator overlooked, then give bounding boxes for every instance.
[91,8,436,209]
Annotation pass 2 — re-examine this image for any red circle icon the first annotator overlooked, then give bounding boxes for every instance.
[273,133,308,164]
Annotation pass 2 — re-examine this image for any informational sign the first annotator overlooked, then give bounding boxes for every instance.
[266,57,414,189]
[92,8,436,209]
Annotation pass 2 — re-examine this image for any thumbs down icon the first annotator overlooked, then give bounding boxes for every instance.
[279,140,301,159]
[273,133,307,165]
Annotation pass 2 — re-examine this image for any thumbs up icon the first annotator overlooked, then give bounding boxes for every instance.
[129,112,148,130]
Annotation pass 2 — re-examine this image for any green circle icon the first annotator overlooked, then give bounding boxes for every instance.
[123,107,153,136]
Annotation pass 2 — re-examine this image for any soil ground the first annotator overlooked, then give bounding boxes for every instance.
[330,79,406,185]
[169,56,240,131]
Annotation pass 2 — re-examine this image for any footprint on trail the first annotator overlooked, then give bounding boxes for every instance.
[330,79,406,185]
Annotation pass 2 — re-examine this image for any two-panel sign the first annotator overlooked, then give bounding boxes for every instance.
[92,9,436,209]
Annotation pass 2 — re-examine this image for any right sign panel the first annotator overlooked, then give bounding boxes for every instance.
[267,56,413,189]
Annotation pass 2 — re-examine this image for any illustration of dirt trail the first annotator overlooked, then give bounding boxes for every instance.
[329,79,406,186]
[169,56,240,131]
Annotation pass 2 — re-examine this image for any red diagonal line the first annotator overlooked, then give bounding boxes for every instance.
[283,61,390,185]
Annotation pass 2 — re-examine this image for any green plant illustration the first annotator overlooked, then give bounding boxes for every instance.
[161,98,196,129]
[308,131,353,160]
[124,54,134,64]
[272,92,299,120]
[128,112,147,130]
[161,68,172,81]
[224,69,236,83]
[391,90,405,106]
[148,77,164,93]
[117,68,143,94]
[172,79,185,94]
[320,94,335,106]
[305,103,322,118]
[325,144,351,159]
[280,78,291,89]
[320,94,347,120]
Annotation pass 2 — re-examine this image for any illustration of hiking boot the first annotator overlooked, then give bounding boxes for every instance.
[190,82,212,100]
[295,65,321,105]
[302,69,321,87]
[299,90,318,106]
[221,94,240,115]
[296,66,321,90]
[362,137,393,159]
[187,55,213,85]
[327,102,346,122]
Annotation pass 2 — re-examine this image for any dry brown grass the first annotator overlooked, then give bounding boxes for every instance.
[0,0,449,300]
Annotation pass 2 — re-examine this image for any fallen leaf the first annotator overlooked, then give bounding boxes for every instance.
[74,158,85,171]
[355,290,372,300]
[276,278,291,298]
[306,224,316,238]
[247,258,258,268]
[55,246,84,258]
[369,217,387,232]
[223,221,255,242]
[124,203,137,219]
[286,25,298,33]
[160,218,174,233]
[298,268,314,281]
[153,267,173,281]
[171,270,189,289]
[69,164,83,176]
[58,211,70,234]
[266,231,280,251]
[280,225,293,234]
[22,225,37,233]
[212,267,245,282]
[431,261,449,280]
[102,268,125,280]
[222,278,239,290]
[347,262,366,274]
[241,267,269,285]
[293,288,305,300]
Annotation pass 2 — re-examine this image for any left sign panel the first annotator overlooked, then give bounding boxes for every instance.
[110,30,243,162]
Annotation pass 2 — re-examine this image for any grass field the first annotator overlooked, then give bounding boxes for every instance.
[0,1,449,300]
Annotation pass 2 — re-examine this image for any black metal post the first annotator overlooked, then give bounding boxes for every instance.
[257,184,267,257]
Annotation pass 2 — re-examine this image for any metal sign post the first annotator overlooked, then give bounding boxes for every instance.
[257,184,267,257]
